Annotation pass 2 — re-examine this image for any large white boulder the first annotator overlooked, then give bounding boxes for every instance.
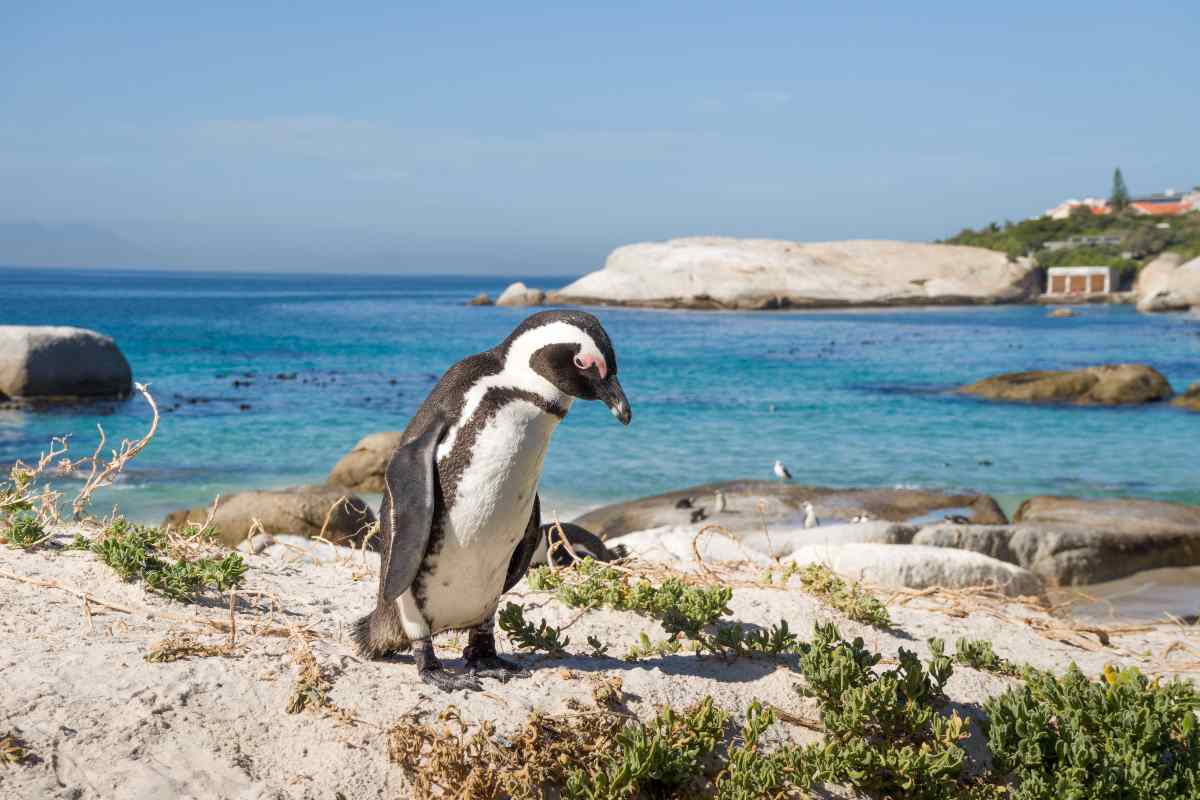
[496,282,546,307]
[785,543,1043,596]
[1136,253,1200,312]
[0,325,132,400]
[555,238,1036,309]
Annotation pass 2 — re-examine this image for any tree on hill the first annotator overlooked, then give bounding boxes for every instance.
[1110,167,1130,211]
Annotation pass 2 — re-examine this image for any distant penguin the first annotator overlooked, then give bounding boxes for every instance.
[803,501,820,529]
[713,488,727,514]
[674,497,694,510]
[351,311,632,692]
[533,522,624,567]
[774,460,793,481]
[691,508,708,524]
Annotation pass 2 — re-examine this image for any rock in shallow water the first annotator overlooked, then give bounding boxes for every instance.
[496,282,546,307]
[328,431,405,492]
[958,364,1173,406]
[1173,382,1200,412]
[0,325,132,401]
[553,237,1037,310]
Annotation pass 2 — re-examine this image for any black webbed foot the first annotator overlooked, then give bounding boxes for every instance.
[464,654,531,681]
[463,622,531,681]
[413,637,482,693]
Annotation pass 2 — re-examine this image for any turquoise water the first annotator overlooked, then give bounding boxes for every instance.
[2,266,1198,524]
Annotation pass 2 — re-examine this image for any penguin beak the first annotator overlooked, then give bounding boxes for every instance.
[596,375,632,425]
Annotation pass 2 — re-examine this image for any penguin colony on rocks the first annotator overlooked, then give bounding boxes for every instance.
[352,310,632,692]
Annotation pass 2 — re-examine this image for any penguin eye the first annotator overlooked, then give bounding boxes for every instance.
[573,354,589,370]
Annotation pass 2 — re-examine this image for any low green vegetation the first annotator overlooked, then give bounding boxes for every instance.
[943,209,1200,278]
[0,731,34,767]
[498,602,571,657]
[985,664,1200,799]
[0,513,49,550]
[90,518,246,602]
[955,638,1021,677]
[789,562,892,628]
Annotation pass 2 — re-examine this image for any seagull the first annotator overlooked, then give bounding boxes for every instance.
[803,501,820,529]
[773,460,792,481]
[713,489,727,514]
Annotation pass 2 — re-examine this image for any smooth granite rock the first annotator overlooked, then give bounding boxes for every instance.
[1136,253,1200,313]
[164,485,377,548]
[784,543,1043,597]
[496,282,546,307]
[1173,382,1200,412]
[571,480,1007,540]
[913,495,1200,585]
[0,325,132,401]
[554,237,1037,310]
[959,364,1173,406]
[327,431,404,493]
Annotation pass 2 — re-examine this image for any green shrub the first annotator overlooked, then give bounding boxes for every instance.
[0,514,48,550]
[565,698,728,800]
[955,638,1021,677]
[91,518,246,602]
[795,563,891,628]
[497,602,570,657]
[985,664,1200,799]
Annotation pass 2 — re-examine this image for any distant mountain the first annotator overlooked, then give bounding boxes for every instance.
[0,222,159,268]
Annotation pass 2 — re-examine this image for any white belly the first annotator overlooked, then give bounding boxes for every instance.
[399,401,561,635]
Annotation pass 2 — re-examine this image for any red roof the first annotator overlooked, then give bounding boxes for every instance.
[1131,201,1191,216]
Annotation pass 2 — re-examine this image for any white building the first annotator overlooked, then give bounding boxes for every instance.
[1043,197,1109,220]
[1045,266,1118,295]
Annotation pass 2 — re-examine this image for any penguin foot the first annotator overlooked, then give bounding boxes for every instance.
[465,655,530,681]
[418,666,483,693]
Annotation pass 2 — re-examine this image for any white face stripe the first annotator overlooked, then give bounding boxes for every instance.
[435,322,597,464]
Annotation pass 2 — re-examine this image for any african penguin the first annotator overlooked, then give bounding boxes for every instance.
[351,310,631,692]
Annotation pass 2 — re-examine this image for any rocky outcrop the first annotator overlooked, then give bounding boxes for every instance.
[1173,382,1200,412]
[496,282,546,307]
[1047,308,1075,318]
[785,543,1043,597]
[958,364,1173,406]
[0,325,132,401]
[553,238,1037,310]
[1135,253,1200,312]
[571,480,1007,540]
[164,485,376,548]
[467,292,493,306]
[911,496,1200,585]
[327,431,404,492]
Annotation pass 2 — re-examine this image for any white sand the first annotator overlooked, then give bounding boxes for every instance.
[1,529,1196,799]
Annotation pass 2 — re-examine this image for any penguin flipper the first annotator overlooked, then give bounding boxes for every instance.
[502,494,541,593]
[381,420,446,603]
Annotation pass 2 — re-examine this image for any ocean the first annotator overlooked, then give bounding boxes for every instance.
[2,266,1198,528]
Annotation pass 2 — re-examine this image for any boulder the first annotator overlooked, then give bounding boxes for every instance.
[1047,308,1075,318]
[739,521,918,558]
[571,480,1007,540]
[958,364,1173,406]
[609,526,775,566]
[0,325,132,401]
[467,292,493,306]
[1173,382,1200,412]
[164,485,377,548]
[496,282,546,307]
[913,495,1200,585]
[1135,253,1200,313]
[1014,495,1200,533]
[554,238,1037,310]
[328,431,404,492]
[784,543,1043,597]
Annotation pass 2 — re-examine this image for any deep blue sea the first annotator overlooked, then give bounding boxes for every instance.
[2,266,1198,526]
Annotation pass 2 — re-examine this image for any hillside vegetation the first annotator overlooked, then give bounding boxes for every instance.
[943,208,1200,280]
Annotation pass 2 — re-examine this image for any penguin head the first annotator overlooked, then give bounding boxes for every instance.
[498,310,632,424]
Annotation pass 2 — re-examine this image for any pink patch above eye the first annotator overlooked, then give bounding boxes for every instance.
[574,353,607,378]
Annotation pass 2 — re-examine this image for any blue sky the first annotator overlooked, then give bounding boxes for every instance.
[2,2,1197,273]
